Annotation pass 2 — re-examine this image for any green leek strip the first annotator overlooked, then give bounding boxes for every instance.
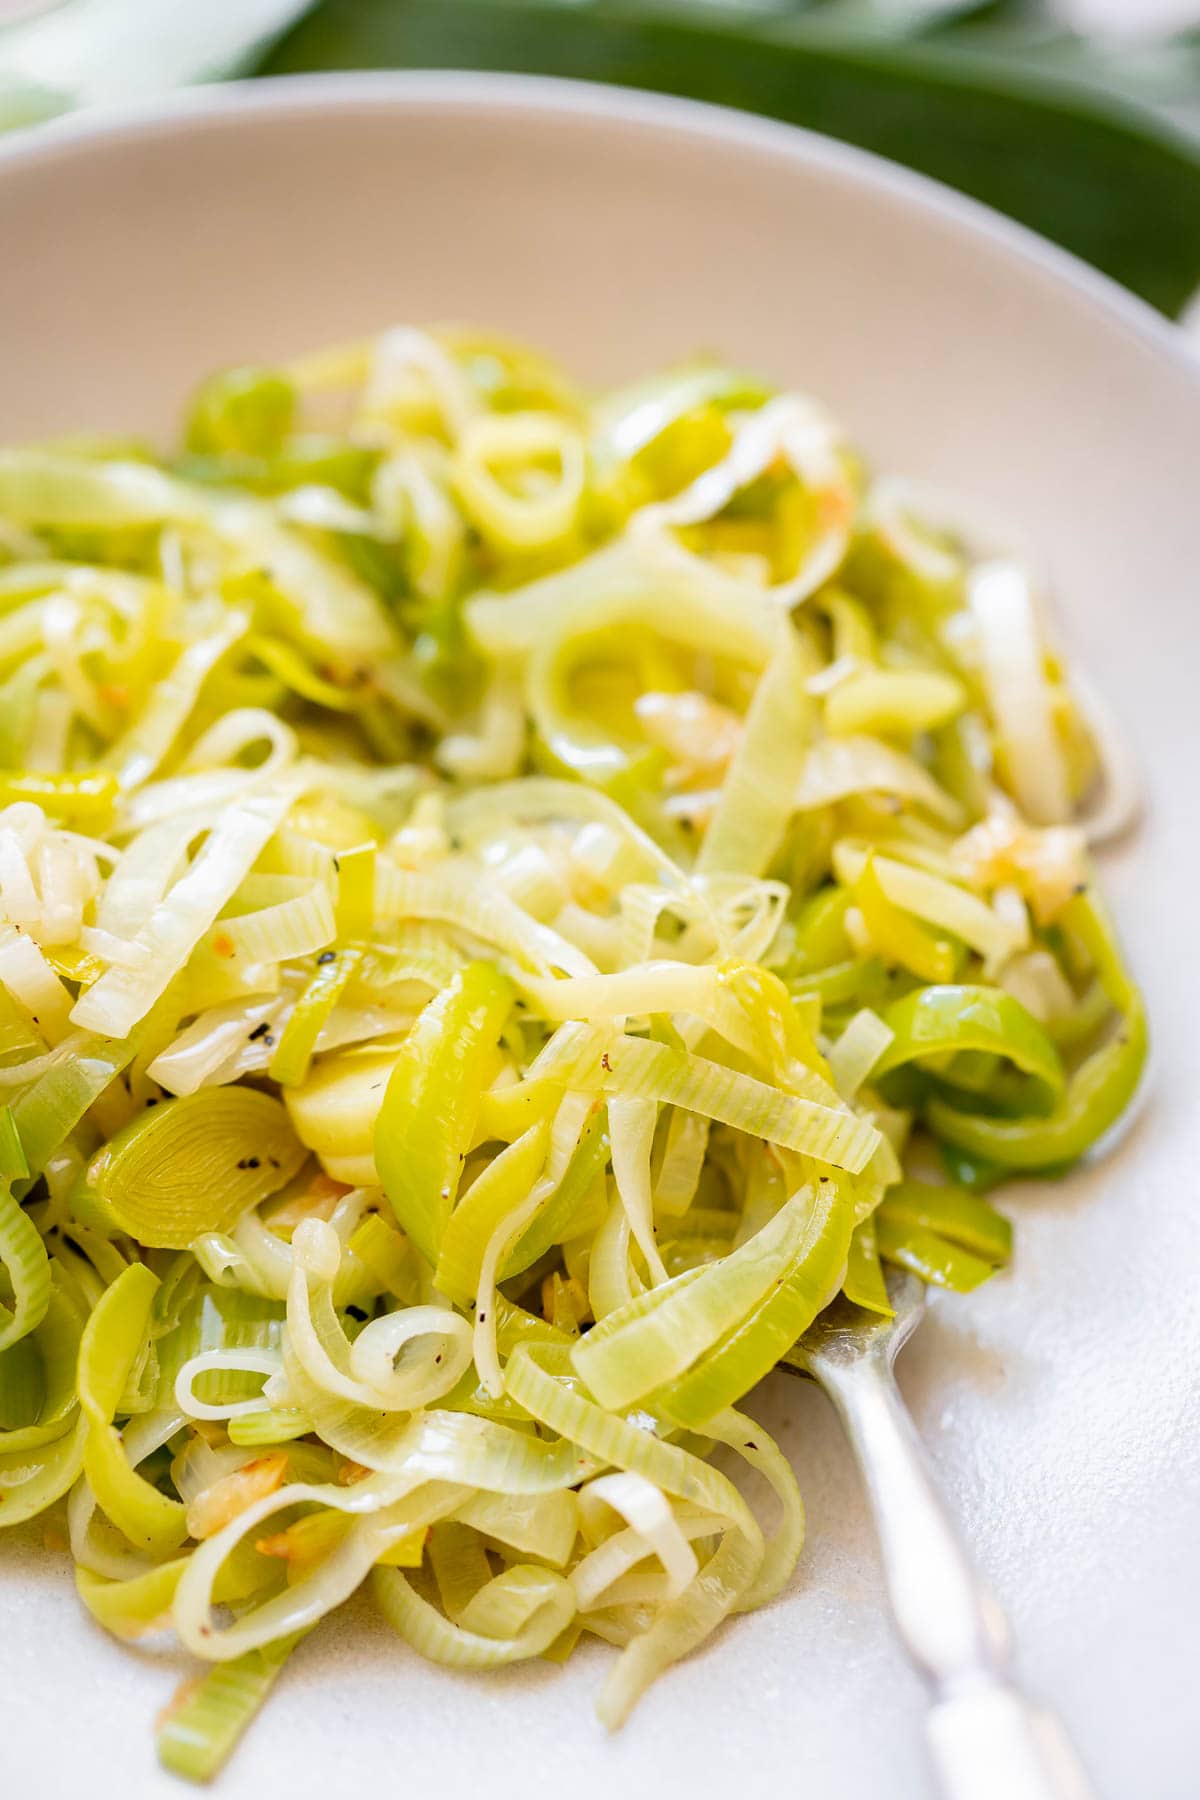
[152,1286,287,1414]
[698,620,814,878]
[572,1184,819,1412]
[0,769,118,821]
[873,984,1065,1108]
[927,895,1145,1169]
[345,1212,418,1302]
[9,1026,145,1176]
[501,1106,609,1280]
[874,1215,997,1293]
[0,1280,86,1455]
[78,1263,189,1554]
[335,842,377,939]
[0,984,40,1062]
[435,1119,551,1305]
[0,1106,30,1181]
[792,957,888,1009]
[927,1006,1146,1170]
[532,1023,880,1174]
[878,1181,1011,1266]
[842,1216,893,1315]
[77,1556,189,1641]
[0,1181,52,1352]
[375,963,515,1267]
[0,1335,42,1432]
[88,1090,307,1250]
[227,1407,313,1447]
[651,1176,855,1429]
[269,948,362,1087]
[455,1488,580,1567]
[157,1633,306,1784]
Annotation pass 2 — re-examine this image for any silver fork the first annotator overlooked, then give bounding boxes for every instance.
[785,1271,1096,1800]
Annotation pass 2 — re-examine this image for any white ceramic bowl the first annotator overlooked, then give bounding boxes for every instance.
[1,74,1197,1800]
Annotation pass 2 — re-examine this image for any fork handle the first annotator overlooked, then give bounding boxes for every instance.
[926,1685,1094,1800]
[817,1353,1096,1800]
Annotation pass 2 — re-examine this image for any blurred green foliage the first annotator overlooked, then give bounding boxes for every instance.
[261,0,1200,314]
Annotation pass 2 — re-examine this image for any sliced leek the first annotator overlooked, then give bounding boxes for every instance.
[0,325,1143,1779]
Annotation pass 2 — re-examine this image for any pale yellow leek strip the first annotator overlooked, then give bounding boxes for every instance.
[445,776,686,887]
[453,1488,580,1568]
[531,1022,880,1174]
[832,840,1028,967]
[588,1188,640,1322]
[465,533,779,666]
[519,961,720,1024]
[282,1344,599,1491]
[221,881,336,964]
[453,411,585,551]
[827,1009,895,1101]
[654,1109,710,1219]
[435,1120,552,1307]
[794,734,964,826]
[104,612,248,792]
[608,1096,669,1287]
[373,1560,576,1670]
[372,861,596,978]
[967,560,1070,825]
[471,1158,558,1399]
[288,1221,470,1413]
[70,782,302,1038]
[173,1474,468,1661]
[579,1472,699,1600]
[704,1410,805,1612]
[824,668,965,738]
[699,619,815,877]
[0,923,74,1042]
[361,326,482,439]
[631,393,854,607]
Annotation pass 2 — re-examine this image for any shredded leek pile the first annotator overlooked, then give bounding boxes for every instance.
[0,328,1145,1780]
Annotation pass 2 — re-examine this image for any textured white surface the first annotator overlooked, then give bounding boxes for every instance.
[0,74,1198,1800]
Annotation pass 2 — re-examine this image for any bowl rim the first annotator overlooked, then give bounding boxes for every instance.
[1,66,1198,396]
